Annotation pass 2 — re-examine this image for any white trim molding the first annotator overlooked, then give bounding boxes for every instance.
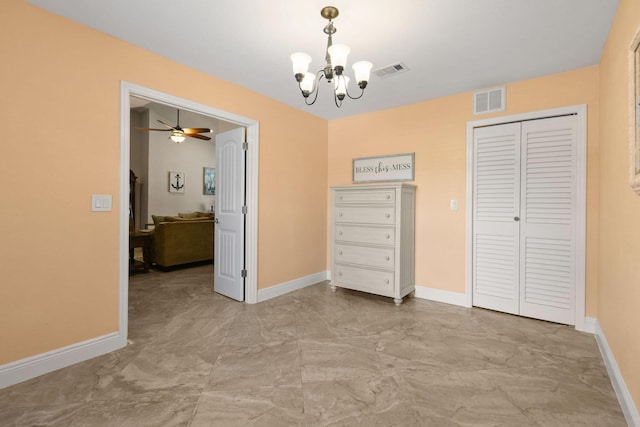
[414,285,470,307]
[594,320,640,426]
[465,105,588,330]
[0,332,121,389]
[120,81,260,319]
[257,271,329,303]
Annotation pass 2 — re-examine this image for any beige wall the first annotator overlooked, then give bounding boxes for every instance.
[598,0,640,409]
[328,66,600,317]
[0,1,327,364]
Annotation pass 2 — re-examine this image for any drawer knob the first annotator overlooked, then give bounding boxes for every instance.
[339,195,343,200]
[385,234,390,239]
[338,212,343,217]
[385,213,391,218]
[338,231,343,236]
[338,250,343,255]
[385,256,390,261]
[338,272,342,276]
[384,279,390,284]
[386,195,391,199]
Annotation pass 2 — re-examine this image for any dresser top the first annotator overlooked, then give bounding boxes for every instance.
[331,183,416,191]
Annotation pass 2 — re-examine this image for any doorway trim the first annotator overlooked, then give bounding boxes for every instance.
[465,104,587,331]
[119,81,260,345]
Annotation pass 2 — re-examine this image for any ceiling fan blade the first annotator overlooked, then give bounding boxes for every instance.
[136,127,171,131]
[182,127,212,134]
[187,133,212,141]
[157,119,177,130]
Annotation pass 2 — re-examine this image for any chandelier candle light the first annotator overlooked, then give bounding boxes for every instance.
[290,6,372,107]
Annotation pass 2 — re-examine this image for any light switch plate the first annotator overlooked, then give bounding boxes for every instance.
[92,194,112,212]
[450,199,458,211]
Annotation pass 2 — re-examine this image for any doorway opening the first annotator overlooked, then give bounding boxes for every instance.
[119,82,259,347]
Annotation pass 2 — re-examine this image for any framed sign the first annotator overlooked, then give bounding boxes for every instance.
[203,167,215,195]
[353,153,415,183]
[169,171,185,193]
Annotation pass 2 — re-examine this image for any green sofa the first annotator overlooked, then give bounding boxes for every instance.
[146,213,214,268]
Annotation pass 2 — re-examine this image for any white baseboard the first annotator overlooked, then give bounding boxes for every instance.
[581,316,597,334]
[414,285,470,307]
[0,332,124,390]
[257,270,329,303]
[594,320,640,426]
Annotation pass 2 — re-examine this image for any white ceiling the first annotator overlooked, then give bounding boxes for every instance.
[28,0,619,120]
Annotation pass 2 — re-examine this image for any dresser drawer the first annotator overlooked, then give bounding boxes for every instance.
[333,264,395,294]
[335,206,395,225]
[335,244,395,269]
[335,189,395,204]
[335,225,395,245]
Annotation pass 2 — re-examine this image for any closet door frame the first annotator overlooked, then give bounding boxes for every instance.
[465,105,588,331]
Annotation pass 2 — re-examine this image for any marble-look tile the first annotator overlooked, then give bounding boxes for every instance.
[90,344,213,401]
[191,386,305,427]
[485,365,627,426]
[299,337,384,382]
[0,265,626,426]
[302,376,424,427]
[206,341,301,391]
[0,403,84,426]
[65,395,198,426]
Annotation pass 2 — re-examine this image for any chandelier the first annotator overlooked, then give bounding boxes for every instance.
[290,6,372,107]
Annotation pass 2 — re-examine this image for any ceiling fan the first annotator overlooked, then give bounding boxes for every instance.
[136,109,212,142]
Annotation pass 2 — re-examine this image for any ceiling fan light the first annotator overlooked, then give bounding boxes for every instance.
[327,44,350,74]
[290,52,312,82]
[352,61,373,88]
[300,72,316,96]
[170,131,186,143]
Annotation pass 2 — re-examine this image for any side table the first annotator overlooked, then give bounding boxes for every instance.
[129,230,152,274]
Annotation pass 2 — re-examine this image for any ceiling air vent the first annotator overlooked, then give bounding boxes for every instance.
[473,87,505,115]
[373,62,410,79]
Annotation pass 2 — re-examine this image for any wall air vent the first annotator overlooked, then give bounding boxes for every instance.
[372,62,410,79]
[473,87,506,115]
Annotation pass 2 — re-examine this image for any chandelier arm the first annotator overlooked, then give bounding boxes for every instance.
[345,85,365,100]
[303,70,326,106]
[334,90,343,108]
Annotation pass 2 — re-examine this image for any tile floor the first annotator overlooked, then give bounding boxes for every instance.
[0,264,627,426]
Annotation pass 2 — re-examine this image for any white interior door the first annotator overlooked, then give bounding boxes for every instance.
[472,115,578,325]
[214,127,246,301]
[472,122,521,315]
[519,116,577,324]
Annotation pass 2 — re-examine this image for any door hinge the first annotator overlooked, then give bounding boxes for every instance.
[242,205,248,214]
[242,142,248,151]
[241,269,247,278]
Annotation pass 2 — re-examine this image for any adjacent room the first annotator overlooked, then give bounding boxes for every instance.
[2,0,639,425]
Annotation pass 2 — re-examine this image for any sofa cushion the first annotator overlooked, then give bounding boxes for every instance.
[178,212,200,219]
[151,215,166,225]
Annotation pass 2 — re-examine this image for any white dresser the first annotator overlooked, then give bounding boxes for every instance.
[330,183,416,305]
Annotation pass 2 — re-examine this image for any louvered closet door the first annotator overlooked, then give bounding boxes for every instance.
[472,123,521,315]
[472,116,578,325]
[519,116,577,324]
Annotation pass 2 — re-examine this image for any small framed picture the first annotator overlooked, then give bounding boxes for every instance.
[169,171,185,193]
[203,167,215,195]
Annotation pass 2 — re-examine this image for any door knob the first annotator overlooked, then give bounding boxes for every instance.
[214,217,219,224]
[514,216,520,222]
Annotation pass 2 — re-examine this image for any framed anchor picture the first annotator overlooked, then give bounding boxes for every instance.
[169,171,186,193]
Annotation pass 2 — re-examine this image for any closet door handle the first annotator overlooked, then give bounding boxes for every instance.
[514,216,520,222]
